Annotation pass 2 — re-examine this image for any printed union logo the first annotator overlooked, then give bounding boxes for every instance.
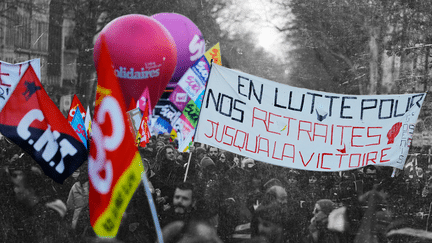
[175,93,188,102]
[115,66,160,80]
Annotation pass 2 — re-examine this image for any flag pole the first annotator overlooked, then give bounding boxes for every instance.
[183,151,193,182]
[427,201,432,231]
[141,172,164,243]
[182,59,214,183]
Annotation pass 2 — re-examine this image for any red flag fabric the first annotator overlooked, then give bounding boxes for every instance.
[89,35,144,238]
[128,97,136,111]
[137,103,151,147]
[138,87,152,116]
[67,94,86,123]
[0,65,88,183]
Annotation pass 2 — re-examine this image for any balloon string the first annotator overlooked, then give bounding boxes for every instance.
[158,58,166,103]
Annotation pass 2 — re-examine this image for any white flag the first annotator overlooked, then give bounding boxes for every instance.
[0,59,41,113]
[84,105,91,133]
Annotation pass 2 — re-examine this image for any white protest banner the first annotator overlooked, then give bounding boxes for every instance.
[195,64,426,171]
[127,107,142,136]
[0,59,41,113]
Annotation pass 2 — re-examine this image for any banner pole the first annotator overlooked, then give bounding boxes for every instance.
[182,59,213,181]
[426,201,432,231]
[141,172,164,243]
[187,59,214,152]
[183,151,193,182]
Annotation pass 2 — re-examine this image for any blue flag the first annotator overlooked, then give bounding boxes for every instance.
[71,107,87,148]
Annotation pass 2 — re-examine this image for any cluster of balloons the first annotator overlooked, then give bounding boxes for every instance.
[93,13,206,110]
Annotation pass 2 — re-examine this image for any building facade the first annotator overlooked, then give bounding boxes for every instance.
[0,0,78,109]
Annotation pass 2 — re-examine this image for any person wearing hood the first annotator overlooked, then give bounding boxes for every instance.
[305,199,341,243]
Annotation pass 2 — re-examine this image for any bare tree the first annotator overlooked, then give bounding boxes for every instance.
[268,0,432,94]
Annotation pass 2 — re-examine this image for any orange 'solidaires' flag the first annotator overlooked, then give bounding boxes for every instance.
[89,35,144,238]
[204,42,221,65]
[67,94,86,123]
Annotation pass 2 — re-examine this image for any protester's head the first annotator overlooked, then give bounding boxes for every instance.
[208,146,219,161]
[155,140,166,153]
[157,144,176,162]
[177,152,187,164]
[233,156,240,167]
[165,146,176,162]
[72,161,88,183]
[364,165,377,179]
[313,199,335,216]
[218,151,227,163]
[161,132,172,144]
[241,158,255,169]
[200,157,215,169]
[194,147,207,163]
[254,202,288,243]
[263,178,283,191]
[173,182,195,215]
[6,157,45,210]
[287,169,298,184]
[142,157,151,177]
[149,135,157,145]
[71,168,81,180]
[199,157,217,180]
[249,169,264,190]
[309,175,318,184]
[220,150,236,167]
[162,220,223,243]
[264,185,288,205]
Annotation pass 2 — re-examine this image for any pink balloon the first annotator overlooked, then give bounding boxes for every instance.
[152,13,205,83]
[94,14,177,110]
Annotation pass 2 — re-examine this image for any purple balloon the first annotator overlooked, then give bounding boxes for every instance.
[152,13,205,83]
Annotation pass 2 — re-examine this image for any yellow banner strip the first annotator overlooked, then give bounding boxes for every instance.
[92,152,144,238]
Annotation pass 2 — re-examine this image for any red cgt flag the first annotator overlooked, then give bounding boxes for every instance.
[137,102,151,147]
[0,65,87,183]
[67,94,86,123]
[89,35,144,238]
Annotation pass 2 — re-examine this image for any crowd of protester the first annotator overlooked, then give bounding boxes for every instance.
[1,133,432,242]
